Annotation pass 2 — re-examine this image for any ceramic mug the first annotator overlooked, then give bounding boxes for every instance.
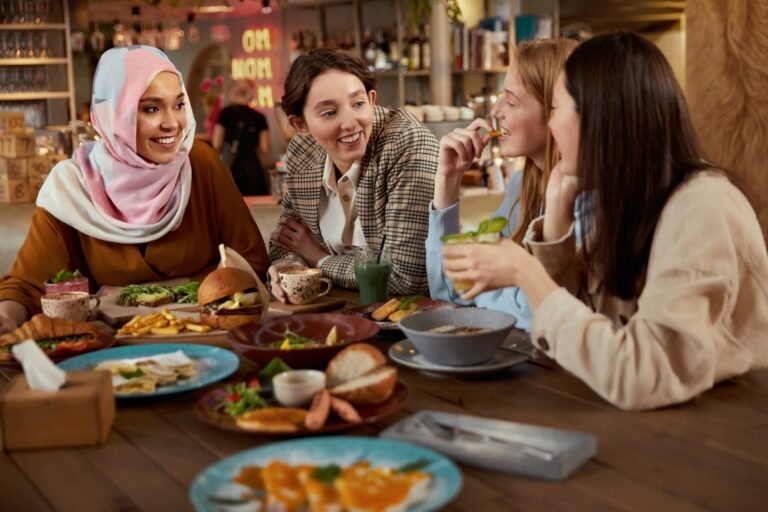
[40,291,100,322]
[278,268,332,305]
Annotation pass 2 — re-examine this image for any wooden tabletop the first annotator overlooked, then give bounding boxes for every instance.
[2,325,767,511]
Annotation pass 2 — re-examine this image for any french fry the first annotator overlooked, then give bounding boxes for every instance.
[151,326,180,335]
[184,323,210,333]
[118,310,210,336]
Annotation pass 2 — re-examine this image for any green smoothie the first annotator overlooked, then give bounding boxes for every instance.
[354,260,392,304]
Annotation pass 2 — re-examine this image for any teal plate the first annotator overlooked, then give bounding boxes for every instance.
[58,343,239,399]
[189,436,463,511]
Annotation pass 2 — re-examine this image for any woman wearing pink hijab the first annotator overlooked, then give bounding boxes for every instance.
[0,46,268,333]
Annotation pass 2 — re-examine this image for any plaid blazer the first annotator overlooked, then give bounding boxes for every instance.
[269,106,438,295]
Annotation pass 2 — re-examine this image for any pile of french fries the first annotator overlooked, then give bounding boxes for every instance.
[118,309,211,336]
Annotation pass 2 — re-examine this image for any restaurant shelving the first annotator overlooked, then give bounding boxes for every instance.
[0,0,76,129]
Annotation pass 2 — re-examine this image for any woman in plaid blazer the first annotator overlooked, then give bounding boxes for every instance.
[268,49,438,300]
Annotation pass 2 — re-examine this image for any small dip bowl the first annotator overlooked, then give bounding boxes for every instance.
[272,369,326,407]
[399,309,517,366]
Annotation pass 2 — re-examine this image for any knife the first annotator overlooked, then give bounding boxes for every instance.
[418,414,557,462]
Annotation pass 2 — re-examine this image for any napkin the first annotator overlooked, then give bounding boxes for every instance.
[218,244,271,307]
[11,339,66,392]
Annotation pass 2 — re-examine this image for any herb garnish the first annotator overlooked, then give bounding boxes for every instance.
[119,368,145,379]
[259,357,291,383]
[398,458,430,473]
[440,216,508,243]
[312,464,342,484]
[51,269,83,283]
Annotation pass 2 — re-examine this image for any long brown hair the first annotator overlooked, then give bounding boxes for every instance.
[565,31,710,299]
[509,38,578,243]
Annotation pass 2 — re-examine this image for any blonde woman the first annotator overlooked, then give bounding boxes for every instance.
[427,38,578,330]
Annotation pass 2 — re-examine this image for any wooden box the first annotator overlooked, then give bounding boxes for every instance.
[0,111,26,133]
[27,155,50,179]
[0,133,35,158]
[0,371,115,450]
[0,157,28,180]
[0,177,33,203]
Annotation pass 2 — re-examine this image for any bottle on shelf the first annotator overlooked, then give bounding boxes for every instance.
[362,28,376,71]
[407,27,421,71]
[374,29,390,71]
[420,24,431,70]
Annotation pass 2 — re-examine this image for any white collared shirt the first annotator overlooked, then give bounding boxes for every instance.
[318,155,367,265]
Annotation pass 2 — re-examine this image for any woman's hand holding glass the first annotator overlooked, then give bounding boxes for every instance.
[442,238,558,308]
[434,118,493,209]
[544,160,579,242]
[270,218,329,268]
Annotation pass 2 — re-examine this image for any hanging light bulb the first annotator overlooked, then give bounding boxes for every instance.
[262,0,272,14]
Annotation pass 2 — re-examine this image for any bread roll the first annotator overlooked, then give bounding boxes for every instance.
[329,366,397,406]
[325,343,386,388]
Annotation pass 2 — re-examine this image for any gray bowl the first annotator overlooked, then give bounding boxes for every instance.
[398,309,517,366]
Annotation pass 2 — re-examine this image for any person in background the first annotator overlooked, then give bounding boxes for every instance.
[212,79,271,196]
[442,31,768,410]
[427,38,578,331]
[268,48,437,301]
[0,46,268,334]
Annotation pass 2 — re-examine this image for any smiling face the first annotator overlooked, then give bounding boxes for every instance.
[135,71,187,165]
[548,72,580,169]
[289,70,377,173]
[490,64,549,166]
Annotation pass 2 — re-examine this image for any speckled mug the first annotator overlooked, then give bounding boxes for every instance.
[278,268,332,305]
[40,291,100,322]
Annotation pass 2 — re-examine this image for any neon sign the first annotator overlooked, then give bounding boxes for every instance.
[231,27,276,107]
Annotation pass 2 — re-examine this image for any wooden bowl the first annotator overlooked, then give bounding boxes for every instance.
[227,313,380,369]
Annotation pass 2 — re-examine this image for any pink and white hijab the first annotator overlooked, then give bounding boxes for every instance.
[37,46,196,244]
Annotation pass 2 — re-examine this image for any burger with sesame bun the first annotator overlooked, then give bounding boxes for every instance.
[198,267,269,330]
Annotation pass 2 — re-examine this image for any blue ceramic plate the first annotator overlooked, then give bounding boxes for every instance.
[58,343,239,399]
[189,436,463,512]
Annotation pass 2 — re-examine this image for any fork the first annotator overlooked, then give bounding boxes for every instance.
[418,414,557,462]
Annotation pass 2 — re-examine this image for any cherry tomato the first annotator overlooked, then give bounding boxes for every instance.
[246,377,260,389]
[227,392,241,402]
[54,340,89,354]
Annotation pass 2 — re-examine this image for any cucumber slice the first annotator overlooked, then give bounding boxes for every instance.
[440,232,476,244]
[477,217,507,235]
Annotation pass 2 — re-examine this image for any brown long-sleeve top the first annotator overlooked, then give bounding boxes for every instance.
[0,141,269,316]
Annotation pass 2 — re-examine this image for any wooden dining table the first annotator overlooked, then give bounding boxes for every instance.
[1,292,767,512]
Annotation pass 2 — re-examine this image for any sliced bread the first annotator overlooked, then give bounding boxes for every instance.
[325,342,387,388]
[328,366,397,406]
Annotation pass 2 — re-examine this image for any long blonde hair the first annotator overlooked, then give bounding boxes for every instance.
[509,38,578,243]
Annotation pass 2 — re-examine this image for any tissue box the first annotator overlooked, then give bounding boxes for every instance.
[0,371,115,450]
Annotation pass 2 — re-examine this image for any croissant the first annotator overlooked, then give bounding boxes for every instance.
[0,314,97,346]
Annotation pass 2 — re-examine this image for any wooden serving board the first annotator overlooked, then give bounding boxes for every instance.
[267,295,348,314]
[96,284,199,326]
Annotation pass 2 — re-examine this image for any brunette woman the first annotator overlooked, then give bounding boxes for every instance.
[0,46,268,334]
[268,49,438,301]
[427,38,577,330]
[443,31,768,410]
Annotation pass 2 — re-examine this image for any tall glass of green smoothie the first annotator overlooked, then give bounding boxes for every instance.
[354,246,392,304]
